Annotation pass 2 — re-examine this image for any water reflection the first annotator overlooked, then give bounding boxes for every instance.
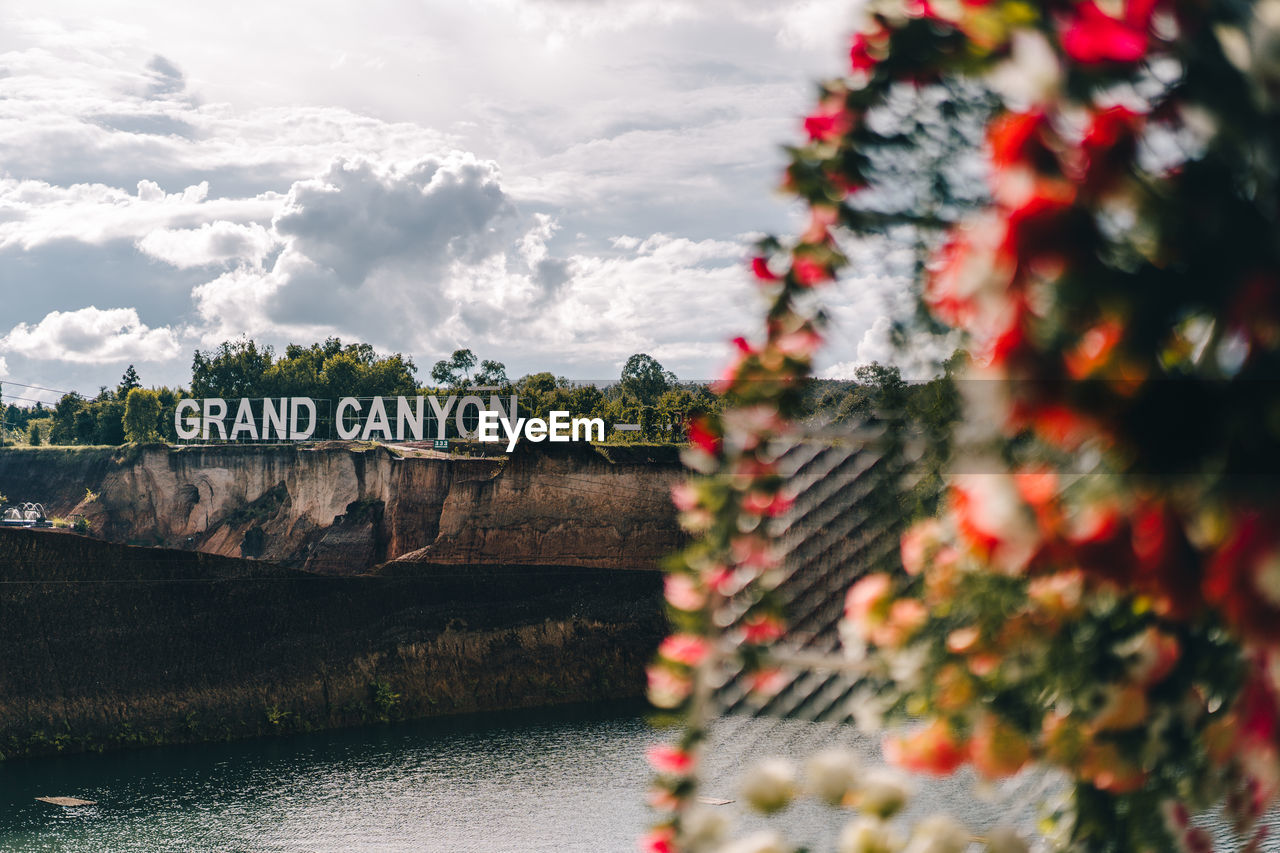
[1,704,1276,851]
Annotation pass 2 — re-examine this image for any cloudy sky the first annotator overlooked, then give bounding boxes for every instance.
[0,0,923,403]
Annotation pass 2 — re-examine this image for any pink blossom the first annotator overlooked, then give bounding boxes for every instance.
[647,744,695,775]
[900,519,942,575]
[969,713,1031,778]
[869,598,928,648]
[639,826,676,853]
[845,572,893,624]
[946,625,981,654]
[792,256,833,286]
[687,416,721,456]
[773,329,823,360]
[742,490,794,518]
[950,474,1039,574]
[731,535,778,570]
[884,719,968,775]
[670,482,700,512]
[664,574,705,611]
[703,565,737,596]
[646,788,680,812]
[748,668,790,696]
[751,256,779,281]
[803,99,853,143]
[659,633,710,667]
[1060,1,1151,65]
[647,665,692,708]
[849,32,878,73]
[741,613,786,644]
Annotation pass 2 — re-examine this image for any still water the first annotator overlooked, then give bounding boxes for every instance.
[0,702,1275,852]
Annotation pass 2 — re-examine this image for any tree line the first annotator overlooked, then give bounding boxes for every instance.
[1,340,721,446]
[1,338,961,456]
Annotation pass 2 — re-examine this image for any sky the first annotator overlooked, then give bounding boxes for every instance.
[0,0,928,404]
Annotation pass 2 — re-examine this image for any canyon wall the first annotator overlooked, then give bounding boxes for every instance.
[0,528,664,760]
[0,442,685,574]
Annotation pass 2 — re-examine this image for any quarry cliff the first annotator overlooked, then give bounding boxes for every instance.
[0,442,685,574]
[0,527,664,759]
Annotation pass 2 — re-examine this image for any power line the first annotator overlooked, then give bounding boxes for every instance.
[0,379,73,396]
[2,394,56,406]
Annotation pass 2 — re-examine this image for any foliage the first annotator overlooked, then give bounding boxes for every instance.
[123,388,163,443]
[621,353,678,405]
[475,358,509,387]
[117,364,140,399]
[49,392,83,446]
[260,337,418,400]
[9,346,952,453]
[369,679,401,722]
[647,1,1280,851]
[430,348,479,387]
[191,337,274,399]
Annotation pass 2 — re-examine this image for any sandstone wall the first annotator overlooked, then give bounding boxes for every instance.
[0,443,685,574]
[0,527,664,760]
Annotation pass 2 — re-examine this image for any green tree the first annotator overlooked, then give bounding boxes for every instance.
[261,338,416,398]
[49,393,83,445]
[123,388,163,443]
[117,364,141,398]
[620,353,676,405]
[94,399,126,445]
[27,422,41,446]
[191,337,274,399]
[639,405,658,440]
[430,348,478,387]
[73,409,97,444]
[155,387,187,442]
[475,359,509,388]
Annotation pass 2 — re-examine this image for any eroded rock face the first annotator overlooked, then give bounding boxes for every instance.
[0,443,685,574]
[0,527,664,759]
[395,445,685,570]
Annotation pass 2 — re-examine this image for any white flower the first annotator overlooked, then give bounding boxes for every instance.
[984,826,1030,853]
[903,815,970,853]
[1253,0,1280,79]
[1219,0,1280,101]
[857,768,910,819]
[741,758,798,814]
[1215,24,1252,73]
[715,830,793,853]
[840,619,870,662]
[887,643,930,690]
[849,687,892,733]
[683,806,730,851]
[839,816,903,853]
[986,30,1061,108]
[1253,551,1280,607]
[806,748,861,805]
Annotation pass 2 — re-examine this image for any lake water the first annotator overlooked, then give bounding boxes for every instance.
[1,702,1275,852]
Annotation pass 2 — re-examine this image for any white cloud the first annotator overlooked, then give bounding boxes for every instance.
[820,316,960,381]
[0,0,914,388]
[426,231,753,376]
[0,356,8,378]
[0,177,275,251]
[189,153,518,345]
[0,306,181,364]
[183,153,756,377]
[137,221,275,268]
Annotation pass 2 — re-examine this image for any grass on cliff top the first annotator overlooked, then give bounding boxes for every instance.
[0,439,686,465]
[0,444,124,462]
